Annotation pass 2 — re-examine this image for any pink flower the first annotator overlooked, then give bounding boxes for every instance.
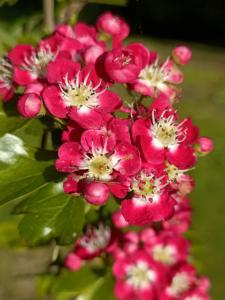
[71,223,112,260]
[97,43,149,83]
[0,56,14,101]
[146,230,189,267]
[43,67,122,127]
[121,166,175,225]
[162,264,197,299]
[8,44,56,85]
[113,250,166,300]
[97,12,129,47]
[133,107,197,168]
[56,129,141,203]
[131,57,183,100]
[172,46,192,65]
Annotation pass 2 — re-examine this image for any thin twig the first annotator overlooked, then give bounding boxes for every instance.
[43,0,55,33]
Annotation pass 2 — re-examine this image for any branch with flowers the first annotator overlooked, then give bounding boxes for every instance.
[0,10,213,300]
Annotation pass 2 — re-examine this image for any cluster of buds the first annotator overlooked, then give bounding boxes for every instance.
[0,11,213,300]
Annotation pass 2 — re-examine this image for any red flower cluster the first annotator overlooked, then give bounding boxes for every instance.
[0,11,213,300]
[65,220,210,300]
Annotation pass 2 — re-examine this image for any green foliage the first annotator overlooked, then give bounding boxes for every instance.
[0,99,85,246]
[15,185,85,245]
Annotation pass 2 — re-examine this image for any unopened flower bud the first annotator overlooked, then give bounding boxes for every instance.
[64,253,82,271]
[84,182,110,205]
[197,137,214,155]
[172,46,192,65]
[17,93,42,118]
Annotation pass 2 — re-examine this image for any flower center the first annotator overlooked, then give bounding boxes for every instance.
[126,261,156,289]
[139,63,166,88]
[168,272,190,296]
[88,154,112,180]
[79,224,111,253]
[60,73,101,110]
[151,110,185,148]
[68,84,95,107]
[23,46,55,77]
[133,173,157,198]
[0,57,13,87]
[114,51,132,67]
[152,244,176,266]
[166,163,180,181]
[132,171,166,202]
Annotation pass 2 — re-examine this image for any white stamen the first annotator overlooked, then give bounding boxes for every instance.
[59,72,105,111]
[79,223,111,253]
[151,109,186,148]
[22,45,56,77]
[0,57,13,88]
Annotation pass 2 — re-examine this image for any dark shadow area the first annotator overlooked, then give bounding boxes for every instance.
[80,0,225,46]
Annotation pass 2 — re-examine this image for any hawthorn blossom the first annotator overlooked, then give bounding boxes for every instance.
[121,165,175,225]
[97,43,149,83]
[131,58,184,100]
[56,129,141,204]
[8,44,57,85]
[113,250,166,300]
[133,107,198,168]
[65,223,112,271]
[43,67,122,128]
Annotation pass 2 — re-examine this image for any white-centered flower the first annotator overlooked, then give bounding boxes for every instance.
[79,223,111,253]
[139,59,169,90]
[22,45,55,77]
[79,139,119,181]
[152,244,176,266]
[168,272,190,296]
[59,72,104,112]
[132,171,167,206]
[126,261,156,289]
[151,109,187,148]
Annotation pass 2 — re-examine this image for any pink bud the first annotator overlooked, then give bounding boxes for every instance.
[63,175,78,194]
[197,137,214,154]
[172,46,192,65]
[84,182,110,205]
[112,210,128,228]
[17,93,42,118]
[64,253,82,271]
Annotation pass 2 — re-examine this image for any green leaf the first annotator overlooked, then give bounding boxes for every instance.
[91,272,116,300]
[14,183,85,245]
[0,147,55,206]
[0,100,47,148]
[53,266,98,293]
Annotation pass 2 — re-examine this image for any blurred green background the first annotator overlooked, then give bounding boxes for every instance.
[0,1,225,299]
